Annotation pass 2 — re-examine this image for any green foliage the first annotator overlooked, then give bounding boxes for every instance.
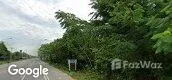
[0,41,31,62]
[152,28,172,54]
[0,42,10,59]
[12,51,31,60]
[147,1,172,54]
[38,0,172,80]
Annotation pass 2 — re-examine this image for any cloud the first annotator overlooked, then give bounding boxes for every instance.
[57,0,93,20]
[0,0,93,56]
[0,1,59,28]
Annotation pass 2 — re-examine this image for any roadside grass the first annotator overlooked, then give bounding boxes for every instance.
[0,59,29,65]
[44,61,172,80]
[68,70,103,80]
[164,76,172,80]
[48,62,103,80]
[0,60,9,65]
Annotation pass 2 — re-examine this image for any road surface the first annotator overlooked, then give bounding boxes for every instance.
[0,58,73,80]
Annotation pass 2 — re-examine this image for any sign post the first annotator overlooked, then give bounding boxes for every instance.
[68,59,77,71]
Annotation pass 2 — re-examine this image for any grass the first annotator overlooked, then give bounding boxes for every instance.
[0,60,9,65]
[164,76,172,80]
[68,70,103,80]
[0,59,28,65]
[45,61,172,80]
[48,62,103,80]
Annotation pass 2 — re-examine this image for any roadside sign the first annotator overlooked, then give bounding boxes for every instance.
[68,59,77,71]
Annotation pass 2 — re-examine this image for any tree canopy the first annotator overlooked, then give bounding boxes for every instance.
[38,0,172,80]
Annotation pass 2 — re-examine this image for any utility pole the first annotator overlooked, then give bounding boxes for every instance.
[10,47,13,62]
[8,38,13,62]
[20,50,23,59]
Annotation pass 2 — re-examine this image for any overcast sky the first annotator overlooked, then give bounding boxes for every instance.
[0,0,93,56]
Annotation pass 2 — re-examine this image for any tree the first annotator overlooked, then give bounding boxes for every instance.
[38,0,171,80]
[0,42,10,60]
[147,1,172,54]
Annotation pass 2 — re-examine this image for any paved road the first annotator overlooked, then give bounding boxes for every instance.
[0,58,73,80]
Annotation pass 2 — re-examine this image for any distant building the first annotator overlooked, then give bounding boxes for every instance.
[0,56,8,60]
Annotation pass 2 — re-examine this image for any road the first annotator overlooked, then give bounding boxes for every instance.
[0,58,73,80]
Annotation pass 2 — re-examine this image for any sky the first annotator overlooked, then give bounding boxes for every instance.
[0,0,93,56]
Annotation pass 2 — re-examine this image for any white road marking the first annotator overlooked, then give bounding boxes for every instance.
[21,74,26,80]
[44,75,50,80]
[45,75,50,80]
[43,75,47,80]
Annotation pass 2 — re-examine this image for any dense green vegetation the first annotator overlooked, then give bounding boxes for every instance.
[38,0,172,80]
[0,42,10,60]
[0,41,32,62]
